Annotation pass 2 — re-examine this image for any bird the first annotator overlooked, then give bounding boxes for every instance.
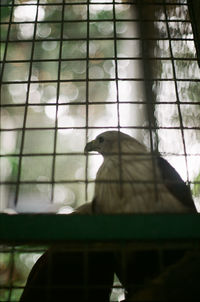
[84,131,196,214]
[20,246,115,302]
[84,131,197,301]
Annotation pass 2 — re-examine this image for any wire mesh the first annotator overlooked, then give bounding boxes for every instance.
[1,235,200,302]
[0,0,200,301]
[1,0,200,211]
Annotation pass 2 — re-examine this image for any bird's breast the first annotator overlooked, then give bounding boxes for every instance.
[94,156,187,213]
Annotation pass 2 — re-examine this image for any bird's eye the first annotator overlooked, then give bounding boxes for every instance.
[98,136,104,143]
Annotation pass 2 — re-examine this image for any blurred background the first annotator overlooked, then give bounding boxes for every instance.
[0,0,200,300]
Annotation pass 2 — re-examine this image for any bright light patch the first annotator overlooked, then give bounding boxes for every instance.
[88,154,104,180]
[0,158,12,181]
[45,98,67,120]
[57,206,74,214]
[14,1,45,22]
[53,185,75,205]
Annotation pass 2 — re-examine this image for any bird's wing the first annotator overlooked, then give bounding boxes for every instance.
[157,157,196,212]
[74,202,93,214]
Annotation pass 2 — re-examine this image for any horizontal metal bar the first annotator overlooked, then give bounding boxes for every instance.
[2,37,147,42]
[1,2,135,7]
[0,2,188,7]
[0,178,199,185]
[0,19,191,25]
[1,126,199,132]
[1,57,197,64]
[1,180,199,186]
[1,101,200,107]
[1,38,195,43]
[1,152,200,157]
[0,214,199,242]
[1,78,199,85]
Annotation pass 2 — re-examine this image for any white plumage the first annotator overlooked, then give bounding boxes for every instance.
[84,131,194,214]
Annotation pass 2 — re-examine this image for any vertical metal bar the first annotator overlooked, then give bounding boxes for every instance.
[0,0,15,210]
[113,2,120,130]
[85,0,90,203]
[50,0,66,202]
[14,0,40,206]
[7,247,15,302]
[113,0,123,198]
[0,0,14,83]
[46,249,52,301]
[83,246,89,301]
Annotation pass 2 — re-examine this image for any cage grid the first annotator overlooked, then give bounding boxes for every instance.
[1,214,200,302]
[1,0,200,301]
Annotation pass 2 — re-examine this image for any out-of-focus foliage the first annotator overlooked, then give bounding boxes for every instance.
[0,247,45,302]
[193,173,200,197]
[1,2,199,210]
[1,1,145,213]
[149,3,200,205]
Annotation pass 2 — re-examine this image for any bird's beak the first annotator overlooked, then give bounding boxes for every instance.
[84,140,96,153]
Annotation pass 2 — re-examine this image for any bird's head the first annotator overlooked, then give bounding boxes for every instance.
[84,131,145,157]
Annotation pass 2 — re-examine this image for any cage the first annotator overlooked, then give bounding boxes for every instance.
[0,0,200,301]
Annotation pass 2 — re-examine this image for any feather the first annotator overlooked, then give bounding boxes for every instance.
[157,157,196,211]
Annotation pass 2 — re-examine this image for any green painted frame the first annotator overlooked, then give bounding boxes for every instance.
[1,214,200,243]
